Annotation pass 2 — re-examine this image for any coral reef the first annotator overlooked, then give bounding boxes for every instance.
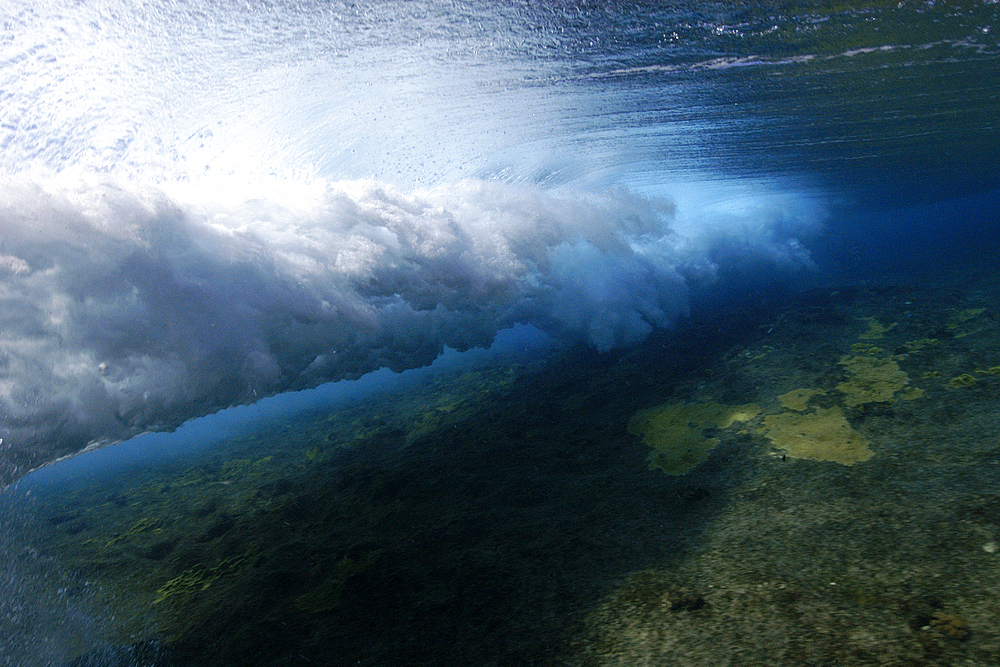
[836,354,913,407]
[628,402,760,475]
[759,406,873,465]
[777,388,827,412]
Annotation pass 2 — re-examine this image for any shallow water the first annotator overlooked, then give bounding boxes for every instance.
[8,264,1000,666]
[2,1,1000,665]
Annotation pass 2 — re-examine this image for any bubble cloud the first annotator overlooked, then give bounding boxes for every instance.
[0,176,822,482]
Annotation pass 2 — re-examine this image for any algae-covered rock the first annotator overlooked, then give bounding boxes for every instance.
[760,406,873,465]
[153,552,249,604]
[628,402,760,475]
[777,388,827,412]
[949,373,978,388]
[836,354,910,407]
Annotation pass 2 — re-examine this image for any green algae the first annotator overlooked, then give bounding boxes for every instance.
[105,517,163,548]
[947,307,987,338]
[904,338,939,351]
[153,553,250,604]
[948,373,978,388]
[221,456,273,481]
[777,388,827,412]
[836,354,914,407]
[759,406,873,465]
[629,402,760,475]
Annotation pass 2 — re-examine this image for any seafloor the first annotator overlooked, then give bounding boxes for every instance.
[7,261,1000,667]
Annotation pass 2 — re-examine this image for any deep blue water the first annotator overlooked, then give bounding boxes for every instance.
[2,1,1000,663]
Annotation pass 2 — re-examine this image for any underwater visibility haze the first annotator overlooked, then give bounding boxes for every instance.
[2,1,1000,665]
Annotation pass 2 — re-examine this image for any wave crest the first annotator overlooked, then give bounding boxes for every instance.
[0,175,820,482]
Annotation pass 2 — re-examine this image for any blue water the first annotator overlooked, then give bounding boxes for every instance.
[3,0,995,481]
[20,322,553,486]
[2,0,1000,663]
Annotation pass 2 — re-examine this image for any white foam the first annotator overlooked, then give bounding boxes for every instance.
[0,0,832,479]
[0,174,824,477]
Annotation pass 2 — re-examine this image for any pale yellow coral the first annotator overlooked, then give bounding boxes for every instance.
[836,354,910,407]
[628,402,760,475]
[760,407,873,465]
[777,388,827,412]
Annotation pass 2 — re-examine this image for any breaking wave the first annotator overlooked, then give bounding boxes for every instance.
[0,173,823,481]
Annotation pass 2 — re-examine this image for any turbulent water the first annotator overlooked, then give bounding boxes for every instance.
[1,1,1000,664]
[4,0,995,482]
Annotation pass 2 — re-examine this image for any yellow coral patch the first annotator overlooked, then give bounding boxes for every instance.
[777,388,827,412]
[628,402,760,475]
[760,407,873,465]
[836,354,910,407]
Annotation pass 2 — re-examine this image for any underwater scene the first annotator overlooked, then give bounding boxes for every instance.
[2,0,1000,665]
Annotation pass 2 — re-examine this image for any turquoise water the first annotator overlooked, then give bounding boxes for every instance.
[2,1,1000,664]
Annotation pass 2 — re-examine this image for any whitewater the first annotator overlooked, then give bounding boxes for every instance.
[3,1,1000,665]
[0,0,850,482]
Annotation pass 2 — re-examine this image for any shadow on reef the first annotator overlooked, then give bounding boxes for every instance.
[40,271,1000,666]
[41,296,767,667]
[155,321,754,666]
